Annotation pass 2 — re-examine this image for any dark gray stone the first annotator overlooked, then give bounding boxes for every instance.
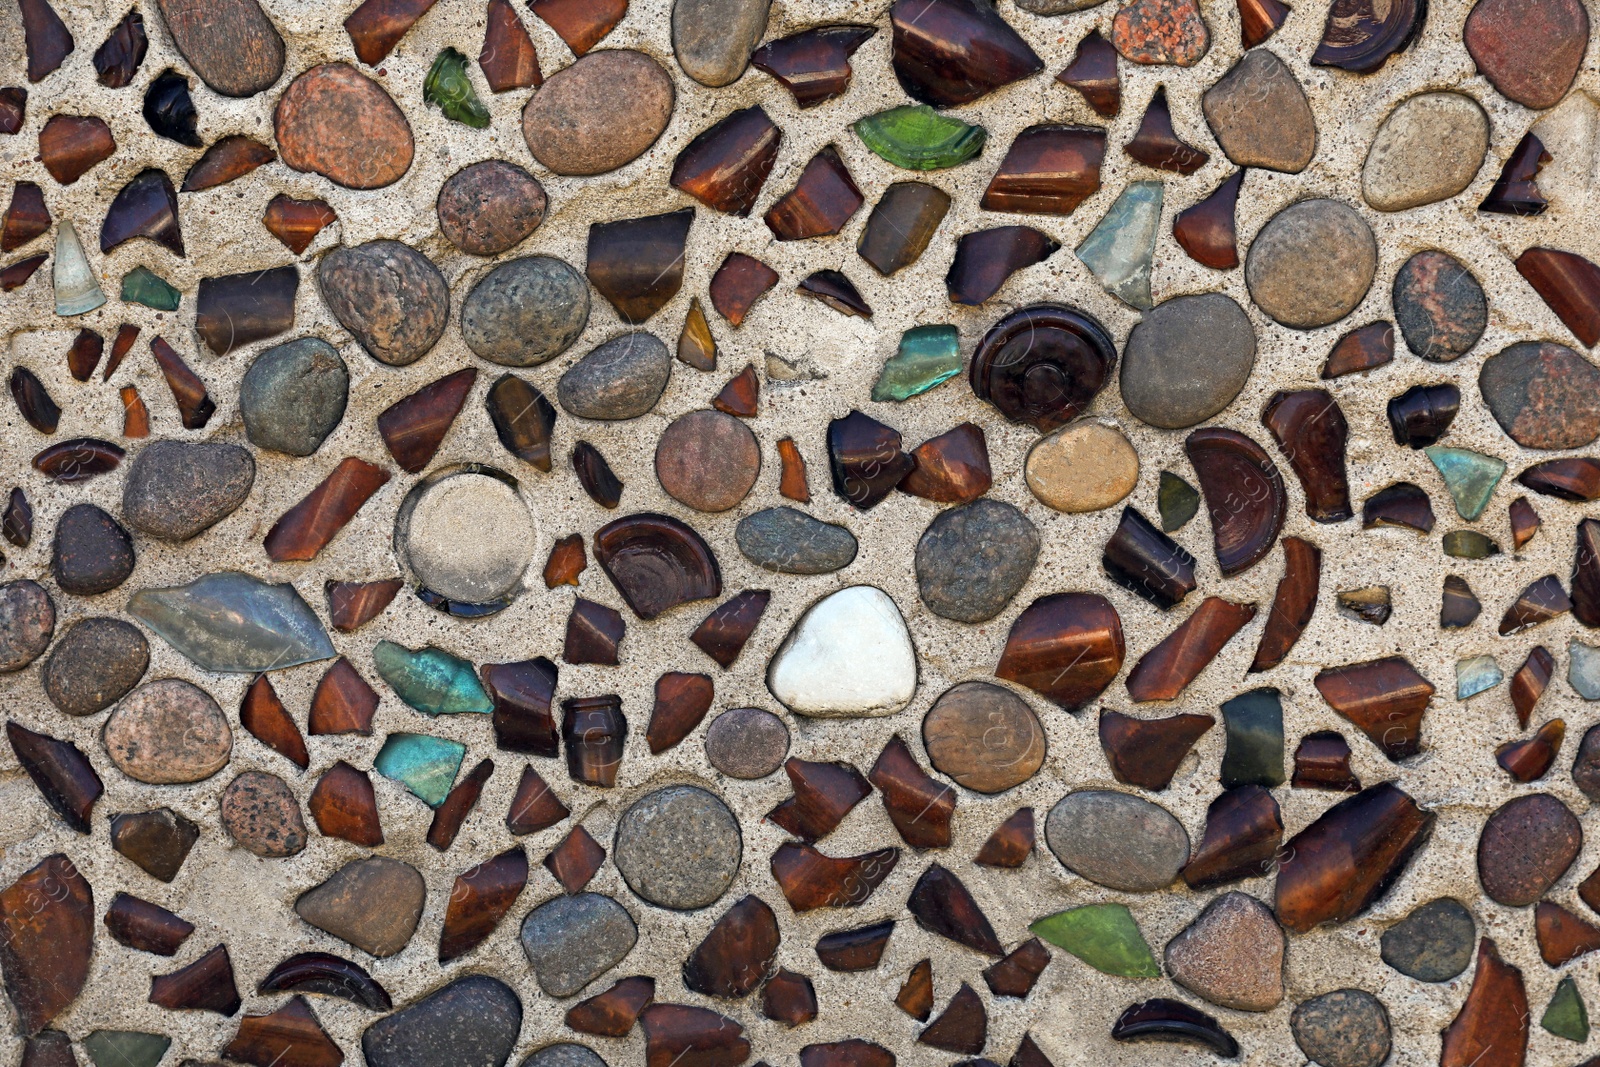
[363,975,522,1067]
[735,507,858,574]
[240,338,349,456]
[0,579,53,672]
[51,504,135,596]
[613,785,741,910]
[1393,250,1486,363]
[1379,898,1475,982]
[557,332,672,420]
[42,617,148,715]
[122,440,255,541]
[318,240,449,367]
[1290,989,1392,1067]
[704,707,788,779]
[1121,293,1257,429]
[914,499,1040,623]
[521,893,638,996]
[521,1045,607,1067]
[1044,789,1189,892]
[1574,724,1600,801]
[461,256,590,368]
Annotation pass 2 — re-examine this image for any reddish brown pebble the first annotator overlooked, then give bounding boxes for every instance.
[1182,785,1283,889]
[683,895,780,997]
[264,457,390,562]
[919,983,987,1054]
[975,808,1034,868]
[869,735,955,849]
[1126,596,1257,702]
[34,438,123,483]
[149,337,215,429]
[584,213,688,321]
[946,226,1060,305]
[1478,793,1581,907]
[900,423,992,504]
[263,195,337,255]
[1535,899,1600,965]
[1313,656,1434,761]
[897,959,934,1019]
[1125,87,1209,173]
[1517,247,1600,347]
[530,0,627,55]
[544,825,606,893]
[309,761,383,846]
[439,163,546,257]
[639,1004,750,1067]
[997,593,1124,710]
[376,368,476,473]
[1187,427,1288,577]
[480,0,541,91]
[1439,939,1528,1067]
[672,106,782,215]
[438,847,529,963]
[803,1041,894,1067]
[1321,321,1395,379]
[543,535,587,589]
[776,438,811,502]
[1464,0,1588,110]
[274,63,415,189]
[326,578,402,633]
[152,0,284,97]
[766,145,864,240]
[1098,709,1214,790]
[1292,731,1360,792]
[770,841,900,912]
[181,136,276,192]
[1112,0,1210,64]
[710,253,779,327]
[223,996,342,1067]
[655,410,761,513]
[567,976,655,1037]
[712,364,759,417]
[761,969,817,1027]
[308,658,379,736]
[816,919,894,971]
[984,938,1051,999]
[766,758,871,842]
[525,51,674,177]
[118,386,152,438]
[1,182,48,253]
[690,589,769,669]
[908,863,1002,955]
[38,115,115,185]
[1058,29,1119,116]
[9,721,102,834]
[104,892,193,956]
[428,758,493,850]
[149,944,240,1016]
[221,771,307,858]
[506,764,570,835]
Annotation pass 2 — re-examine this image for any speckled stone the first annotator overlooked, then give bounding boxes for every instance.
[1290,989,1392,1067]
[521,893,639,997]
[613,785,742,910]
[437,161,547,256]
[42,617,148,716]
[1112,0,1210,65]
[1164,892,1285,1011]
[1025,421,1139,513]
[239,338,349,457]
[1392,250,1487,363]
[1573,724,1600,800]
[121,440,255,542]
[0,579,53,672]
[1245,199,1377,329]
[914,500,1040,623]
[557,332,673,421]
[1479,341,1600,449]
[52,504,135,596]
[460,257,590,368]
[296,857,425,957]
[521,1045,607,1067]
[103,679,233,784]
[1379,898,1475,982]
[363,975,522,1067]
[1120,293,1257,428]
[735,507,858,574]
[220,770,306,857]
[704,707,789,779]
[1201,49,1316,173]
[1362,92,1490,211]
[672,0,771,87]
[1045,790,1189,892]
[522,51,675,176]
[1477,793,1582,906]
[317,240,449,367]
[655,410,762,512]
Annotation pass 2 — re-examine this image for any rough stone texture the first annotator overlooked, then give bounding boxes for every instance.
[41,617,148,715]
[1120,293,1256,428]
[437,161,547,256]
[672,0,771,86]
[1464,0,1589,109]
[1393,250,1487,362]
[1362,92,1490,211]
[612,785,742,910]
[296,857,426,958]
[239,339,350,456]
[317,240,449,367]
[1290,989,1392,1067]
[557,332,673,420]
[914,499,1041,623]
[704,707,789,778]
[1202,49,1316,173]
[1025,421,1139,512]
[1245,199,1378,329]
[1163,892,1285,1011]
[461,257,590,368]
[522,50,675,175]
[219,771,307,857]
[363,975,522,1067]
[655,410,762,512]
[1479,341,1600,449]
[521,894,638,996]
[735,507,858,573]
[1379,898,1476,982]
[1044,790,1189,892]
[121,440,255,542]
[0,579,53,672]
[273,63,414,189]
[103,679,233,784]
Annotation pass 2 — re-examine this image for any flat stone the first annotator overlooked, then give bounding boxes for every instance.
[1380,898,1475,981]
[704,708,789,779]
[768,586,917,716]
[1045,790,1189,891]
[1120,293,1256,428]
[521,1045,606,1067]
[42,617,147,715]
[0,579,53,672]
[153,0,284,97]
[1362,92,1489,211]
[52,504,135,595]
[522,50,674,175]
[461,256,589,368]
[1291,989,1392,1067]
[1018,0,1105,10]
[1393,250,1486,362]
[1477,793,1582,906]
[735,507,857,574]
[655,410,761,512]
[1202,49,1315,173]
[438,161,547,256]
[1479,341,1600,449]
[398,471,536,604]
[1464,0,1589,110]
[915,500,1040,623]
[317,241,449,367]
[220,770,306,857]
[239,338,349,457]
[673,0,770,86]
[104,679,232,783]
[521,894,638,996]
[1164,892,1285,1011]
[121,440,254,542]
[274,63,414,189]
[922,681,1044,793]
[557,333,672,420]
[1246,199,1376,329]
[1026,421,1139,512]
[613,785,741,910]
[364,975,522,1067]
[296,857,425,957]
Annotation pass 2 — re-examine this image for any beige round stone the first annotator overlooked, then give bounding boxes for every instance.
[654,410,761,512]
[1362,93,1490,212]
[522,51,675,176]
[104,679,232,784]
[399,472,536,603]
[1245,199,1377,329]
[922,681,1045,793]
[1025,421,1139,513]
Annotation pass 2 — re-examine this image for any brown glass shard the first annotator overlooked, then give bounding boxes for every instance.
[195,266,299,356]
[18,0,73,82]
[149,336,215,429]
[1098,709,1214,790]
[1313,656,1433,760]
[1186,427,1288,576]
[39,114,115,185]
[8,721,102,834]
[0,854,92,1035]
[1519,457,1600,501]
[438,846,528,963]
[799,270,872,317]
[104,323,139,380]
[639,1004,750,1067]
[1125,597,1257,702]
[646,671,714,754]
[919,983,987,1054]
[770,842,900,912]
[1125,87,1208,174]
[309,761,383,846]
[690,589,769,669]
[1311,0,1423,72]
[816,920,894,971]
[1248,536,1320,672]
[761,969,816,1027]
[1482,135,1552,217]
[710,253,779,327]
[1386,382,1460,450]
[672,107,781,216]
[3,488,31,547]
[997,593,1124,710]
[0,87,23,135]
[264,457,390,562]
[1497,719,1564,782]
[677,299,717,370]
[1181,785,1283,889]
[900,422,992,504]
[1500,574,1572,635]
[946,226,1059,305]
[981,125,1104,215]
[1510,645,1555,728]
[1439,939,1527,1067]
[308,658,378,736]
[766,146,864,240]
[897,959,934,1019]
[567,976,655,1037]
[828,410,914,510]
[586,210,693,323]
[869,735,955,849]
[344,0,438,65]
[377,368,475,473]
[151,943,240,1016]
[1239,0,1289,45]
[803,1041,894,1067]
[858,181,951,277]
[240,675,309,770]
[481,658,558,756]
[1101,507,1197,610]
[1516,246,1599,345]
[752,25,874,107]
[257,952,390,1010]
[325,579,402,634]
[1510,496,1541,550]
[1575,518,1600,628]
[573,441,623,508]
[766,758,871,842]
[32,438,123,482]
[100,169,182,255]
[1440,574,1482,629]
[712,364,759,417]
[908,863,1002,955]
[0,254,46,291]
[1535,900,1600,966]
[1,182,49,253]
[594,513,722,619]
[1112,999,1239,1057]
[110,809,197,881]
[1058,29,1119,117]
[120,386,148,438]
[181,136,275,192]
[529,0,625,55]
[775,438,811,502]
[11,368,59,434]
[542,535,586,590]
[1362,481,1434,532]
[429,757,493,850]
[506,764,570,835]
[543,824,605,893]
[684,895,780,998]
[105,892,193,956]
[1292,731,1360,792]
[1262,389,1352,522]
[1321,321,1394,379]
[66,329,102,382]
[984,938,1051,999]
[1172,168,1242,270]
[975,808,1034,868]
[263,195,337,255]
[94,9,146,87]
[480,0,541,91]
[223,995,341,1067]
[889,0,1043,107]
[562,696,626,786]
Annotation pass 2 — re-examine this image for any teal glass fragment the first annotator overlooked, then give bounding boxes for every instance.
[1425,446,1505,521]
[871,324,962,401]
[1543,976,1589,1042]
[1076,180,1163,310]
[374,732,467,807]
[853,105,987,170]
[1455,654,1502,700]
[1220,687,1285,788]
[127,571,335,672]
[424,48,490,129]
[84,1032,171,1067]
[121,265,181,311]
[373,639,494,715]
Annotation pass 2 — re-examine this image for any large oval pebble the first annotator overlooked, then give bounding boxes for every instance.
[104,679,232,784]
[672,0,771,87]
[557,333,672,420]
[1362,93,1489,212]
[613,785,742,910]
[922,681,1044,793]
[1026,421,1139,512]
[521,893,638,996]
[461,257,590,368]
[1045,789,1189,891]
[318,241,449,367]
[363,975,522,1067]
[437,161,547,257]
[767,586,917,718]
[1246,199,1376,329]
[240,338,350,457]
[1479,341,1600,449]
[42,617,149,715]
[121,440,255,542]
[522,51,674,176]
[274,63,414,189]
[1120,293,1256,429]
[915,500,1040,623]
[655,410,760,512]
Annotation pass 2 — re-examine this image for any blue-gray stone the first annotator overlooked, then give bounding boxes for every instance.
[1571,640,1600,700]
[363,975,522,1067]
[521,1045,608,1067]
[239,338,349,457]
[127,571,334,672]
[735,507,858,574]
[521,893,638,996]
[556,332,672,421]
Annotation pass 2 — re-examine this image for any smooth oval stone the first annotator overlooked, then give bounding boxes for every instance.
[437,161,547,256]
[1478,793,1582,906]
[153,0,284,97]
[1201,49,1316,173]
[0,579,53,672]
[1045,789,1189,891]
[522,51,674,176]
[461,257,590,368]
[1164,892,1285,1011]
[1290,989,1392,1067]
[240,339,349,457]
[521,893,638,997]
[522,1045,606,1067]
[364,975,522,1067]
[655,410,760,512]
[1121,293,1256,428]
[1379,898,1475,982]
[104,679,232,783]
[274,63,414,189]
[672,0,771,87]
[318,241,449,367]
[735,507,857,574]
[1362,92,1489,211]
[1479,341,1600,449]
[1393,250,1487,362]
[557,333,672,420]
[121,440,254,542]
[915,500,1041,624]
[220,770,306,857]
[52,504,135,596]
[42,617,148,715]
[297,857,425,957]
[613,785,741,910]
[1245,199,1377,329]
[1464,0,1589,110]
[767,586,917,717]
[398,472,537,604]
[1026,421,1139,512]
[704,707,789,779]
[922,681,1044,793]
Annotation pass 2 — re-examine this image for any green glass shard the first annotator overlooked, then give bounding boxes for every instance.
[853,105,987,170]
[1570,639,1600,700]
[1425,446,1505,522]
[1543,976,1589,1042]
[84,1032,171,1067]
[54,220,106,316]
[424,48,490,129]
[1441,529,1501,560]
[374,732,467,807]
[1220,687,1284,788]
[1030,903,1159,977]
[872,325,962,401]
[121,265,180,311]
[1076,181,1163,310]
[373,639,493,715]
[1158,470,1200,532]
[1455,654,1502,700]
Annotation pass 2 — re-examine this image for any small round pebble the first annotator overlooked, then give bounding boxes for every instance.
[317,240,449,367]
[121,440,255,542]
[704,708,789,779]
[521,1045,607,1067]
[1245,199,1377,329]
[221,770,307,857]
[915,500,1040,623]
[557,332,673,421]
[0,579,54,673]
[460,257,590,368]
[735,507,858,574]
[521,893,639,996]
[1201,49,1316,173]
[104,679,233,784]
[655,410,761,512]
[1392,250,1486,362]
[1362,92,1489,211]
[922,681,1044,793]
[1479,341,1600,449]
[1121,293,1256,429]
[437,161,547,256]
[1026,421,1139,513]
[41,617,148,715]
[613,785,742,910]
[1290,989,1392,1067]
[1045,789,1189,892]
[1379,898,1475,982]
[398,472,536,604]
[1163,892,1285,1011]
[1477,792,1582,906]
[51,504,135,596]
[522,51,674,176]
[672,0,770,87]
[239,338,349,457]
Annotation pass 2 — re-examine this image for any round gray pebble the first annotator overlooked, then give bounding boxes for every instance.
[42,617,149,715]
[915,499,1040,623]
[557,332,672,420]
[121,440,255,542]
[461,256,590,368]
[704,708,789,779]
[1045,789,1189,892]
[1290,989,1392,1067]
[239,338,349,457]
[735,507,858,574]
[520,893,639,996]
[521,1045,607,1067]
[1120,293,1257,429]
[1378,897,1475,982]
[0,579,53,673]
[613,785,741,910]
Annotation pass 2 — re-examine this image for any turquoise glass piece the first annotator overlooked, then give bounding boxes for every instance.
[1030,903,1159,977]
[121,265,181,311]
[1076,181,1163,310]
[1543,976,1589,1042]
[871,325,962,401]
[53,220,105,316]
[1220,687,1285,788]
[1455,654,1502,700]
[127,571,335,672]
[1425,446,1505,521]
[1570,639,1600,700]
[853,105,987,170]
[1158,470,1200,531]
[374,732,466,807]
[424,47,490,129]
[84,1032,171,1067]
[373,640,494,715]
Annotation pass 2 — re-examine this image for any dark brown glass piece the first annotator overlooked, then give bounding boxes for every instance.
[149,944,240,1016]
[265,457,390,562]
[684,895,780,997]
[1112,999,1239,1057]
[38,115,115,184]
[0,854,92,1035]
[1098,709,1213,790]
[869,735,955,849]
[969,304,1115,432]
[33,438,124,482]
[143,69,199,146]
[573,441,623,508]
[506,764,569,835]
[105,892,193,956]
[120,386,149,438]
[109,809,196,881]
[544,824,605,893]
[1535,900,1600,966]
[343,0,439,64]
[1440,574,1482,629]
[897,959,934,1019]
[996,592,1124,710]
[1498,719,1564,782]
[104,323,138,380]
[1439,939,1527,1067]
[563,695,626,787]
[1263,389,1353,522]
[1125,597,1257,702]
[223,995,341,1067]
[438,846,528,963]
[984,938,1051,999]
[149,336,215,429]
[0,254,45,291]
[858,182,951,277]
[1101,507,1196,610]
[65,329,102,382]
[325,579,402,634]
[1313,656,1434,760]
[309,658,379,736]
[1186,427,1288,576]
[1499,574,1572,635]
[377,368,475,473]
[586,209,693,323]
[827,410,914,510]
[798,270,872,317]
[770,842,900,912]
[908,863,1002,955]
[263,195,337,255]
[94,9,146,86]
[671,107,781,216]
[1058,29,1119,116]
[816,920,895,971]
[1239,0,1289,45]
[594,513,722,619]
[691,589,769,668]
[1482,134,1551,217]
[646,671,714,754]
[1172,169,1242,270]
[308,761,382,846]
[766,146,864,240]
[919,983,987,1054]
[482,376,553,474]
[640,1004,750,1067]
[1519,457,1600,501]
[889,0,1043,107]
[1292,731,1360,792]
[1125,87,1208,173]
[11,368,59,434]
[1516,246,1600,345]
[1321,320,1394,378]
[429,758,493,850]
[3,488,32,547]
[766,758,871,842]
[712,364,759,417]
[981,125,1104,215]
[195,267,299,355]
[1181,785,1283,888]
[180,135,274,193]
[257,952,390,1009]
[0,87,23,134]
[1,182,48,253]
[761,969,816,1027]
[710,253,779,327]
[900,422,992,503]
[482,658,558,756]
[543,535,586,589]
[803,1041,895,1067]
[1362,481,1434,532]
[9,722,101,834]
[1311,0,1423,72]
[1510,496,1541,549]
[1570,519,1600,630]
[1275,781,1435,932]
[529,0,626,55]
[947,226,1059,305]
[480,0,541,91]
[568,976,655,1036]
[1248,536,1320,673]
[1386,383,1460,449]
[1510,645,1556,729]
[752,26,874,107]
[18,0,73,82]
[240,675,308,770]
[975,808,1033,868]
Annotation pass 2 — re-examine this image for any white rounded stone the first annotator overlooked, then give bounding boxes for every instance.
[400,473,536,603]
[766,585,917,718]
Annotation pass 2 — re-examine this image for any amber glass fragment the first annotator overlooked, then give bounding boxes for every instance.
[1248,536,1320,672]
[869,734,955,849]
[1439,574,1482,629]
[1321,321,1394,378]
[1508,496,1540,550]
[1362,481,1434,532]
[1173,169,1242,270]
[240,675,308,770]
[908,863,1002,955]
[33,438,124,483]
[897,959,934,1019]
[919,983,987,1054]
[1519,457,1600,501]
[684,895,780,997]
[1098,709,1213,789]
[110,809,197,881]
[1311,0,1423,72]
[529,0,626,55]
[804,1041,895,1067]
[712,364,758,418]
[429,757,493,850]
[506,764,570,834]
[1181,785,1282,888]
[66,329,102,382]
[8,721,102,833]
[480,0,541,91]
[770,842,900,911]
[646,671,714,754]
[1112,999,1239,1057]
[900,423,991,504]
[149,337,214,429]
[816,920,895,971]
[1,182,48,253]
[1508,646,1555,729]
[1516,246,1600,346]
[142,70,199,146]
[585,210,693,323]
[947,226,1059,305]
[1439,939,1527,1067]
[344,0,439,65]
[1534,900,1600,966]
[889,0,1043,107]
[263,195,337,255]
[997,592,1124,710]
[377,368,475,473]
[0,854,92,1035]
[309,761,382,846]
[677,299,717,370]
[223,996,341,1067]
[752,26,874,107]
[563,695,626,786]
[710,253,779,327]
[181,136,276,192]
[1497,719,1563,782]
[858,182,951,277]
[761,969,816,1027]
[543,824,605,893]
[640,1004,750,1067]
[438,846,528,963]
[18,0,73,82]
[775,438,811,502]
[3,488,31,547]
[1101,507,1197,610]
[1262,389,1353,522]
[105,893,193,956]
[690,589,769,669]
[766,758,871,842]
[1313,656,1433,760]
[325,578,402,634]
[766,146,864,240]
[543,535,586,589]
[1482,134,1551,217]
[11,368,59,434]
[572,441,623,508]
[264,457,390,562]
[1126,88,1208,174]
[257,953,390,1009]
[565,598,624,665]
[981,125,1105,215]
[149,944,240,1016]
[671,107,782,216]
[827,410,915,510]
[984,938,1051,999]
[39,115,115,185]
[1058,30,1119,117]
[1239,0,1289,45]
[1292,731,1360,792]
[594,513,721,619]
[308,658,379,736]
[568,976,656,1036]
[1126,597,1257,702]
[975,808,1033,868]
[104,323,138,380]
[481,658,558,756]
[1574,519,1600,626]
[0,255,45,291]
[1186,427,1288,576]
[1499,574,1572,635]
[195,267,298,355]
[798,270,872,317]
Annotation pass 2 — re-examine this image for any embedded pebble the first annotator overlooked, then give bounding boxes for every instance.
[914,500,1040,623]
[1164,892,1285,1011]
[220,771,307,857]
[42,617,149,715]
[1379,898,1475,982]
[704,708,789,779]
[1201,49,1316,173]
[398,471,537,604]
[1392,250,1487,363]
[239,338,349,456]
[522,51,675,176]
[1245,199,1377,329]
[363,975,523,1067]
[1120,293,1256,429]
[317,240,449,367]
[767,586,917,717]
[461,257,590,368]
[52,504,135,596]
[1026,421,1139,512]
[558,333,673,421]
[1045,790,1189,891]
[1362,93,1489,211]
[1290,989,1392,1067]
[1573,724,1600,800]
[1464,0,1589,110]
[1112,0,1210,65]
[522,1045,607,1067]
[655,410,761,512]
[0,579,54,672]
[103,679,233,784]
[521,894,639,996]
[297,857,426,957]
[274,63,414,189]
[735,507,858,574]
[1478,341,1600,449]
[613,785,742,910]
[438,161,547,256]
[121,440,255,542]
[673,0,771,87]
[922,681,1044,793]
[1477,793,1582,906]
